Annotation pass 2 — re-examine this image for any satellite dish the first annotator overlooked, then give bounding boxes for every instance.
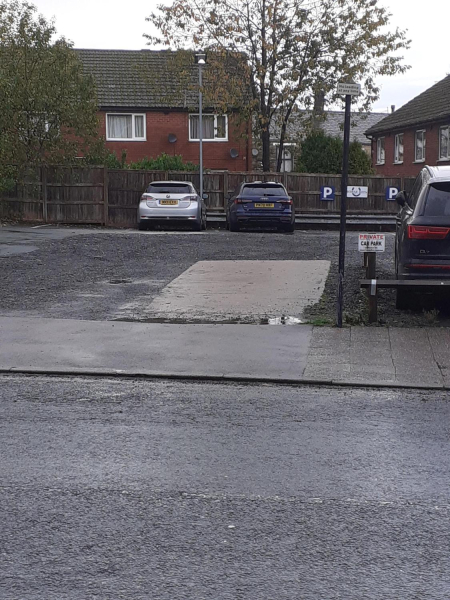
[252,148,259,157]
[168,133,177,143]
[230,148,239,158]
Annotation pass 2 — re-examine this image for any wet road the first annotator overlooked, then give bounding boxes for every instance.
[1,375,450,599]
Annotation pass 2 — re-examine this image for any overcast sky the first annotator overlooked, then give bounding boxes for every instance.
[30,0,450,113]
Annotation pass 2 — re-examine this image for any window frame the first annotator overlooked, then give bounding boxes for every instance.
[439,125,450,160]
[189,114,228,142]
[376,137,385,165]
[414,130,426,163]
[394,133,404,164]
[106,113,146,142]
[273,143,295,173]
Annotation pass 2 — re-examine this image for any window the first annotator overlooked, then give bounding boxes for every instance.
[376,137,385,164]
[394,133,403,163]
[415,130,426,162]
[241,183,288,196]
[439,126,450,160]
[189,114,228,141]
[275,144,295,172]
[146,183,193,195]
[106,114,146,141]
[407,171,423,209]
[423,182,450,216]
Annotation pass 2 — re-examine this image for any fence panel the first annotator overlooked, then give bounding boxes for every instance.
[0,166,416,226]
[45,166,104,224]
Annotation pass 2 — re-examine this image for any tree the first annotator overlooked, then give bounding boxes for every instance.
[0,0,99,182]
[297,131,374,175]
[146,0,409,172]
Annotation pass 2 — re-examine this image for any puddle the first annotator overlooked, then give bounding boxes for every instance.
[267,316,304,325]
[108,278,133,285]
[111,315,305,325]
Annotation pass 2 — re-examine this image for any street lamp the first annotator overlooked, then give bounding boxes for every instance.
[195,52,206,200]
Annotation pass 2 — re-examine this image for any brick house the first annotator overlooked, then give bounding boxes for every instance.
[253,108,386,171]
[365,75,450,177]
[76,49,252,170]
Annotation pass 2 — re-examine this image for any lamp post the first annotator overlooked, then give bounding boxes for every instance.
[195,52,206,200]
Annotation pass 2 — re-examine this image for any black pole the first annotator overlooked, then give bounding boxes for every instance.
[337,94,352,327]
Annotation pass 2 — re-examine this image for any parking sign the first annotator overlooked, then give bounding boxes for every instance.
[320,186,335,201]
[385,186,399,201]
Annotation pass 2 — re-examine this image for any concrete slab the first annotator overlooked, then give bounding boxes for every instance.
[304,326,449,389]
[0,317,313,381]
[114,260,330,323]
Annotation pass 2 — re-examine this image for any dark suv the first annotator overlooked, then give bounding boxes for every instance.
[226,181,295,233]
[395,165,450,307]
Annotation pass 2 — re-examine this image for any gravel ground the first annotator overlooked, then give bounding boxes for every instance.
[1,226,449,326]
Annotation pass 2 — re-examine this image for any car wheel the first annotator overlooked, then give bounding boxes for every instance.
[201,212,207,230]
[283,223,295,234]
[138,220,148,231]
[192,218,202,231]
[229,219,239,232]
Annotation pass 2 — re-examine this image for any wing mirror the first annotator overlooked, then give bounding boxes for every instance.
[395,190,408,207]
[202,193,209,200]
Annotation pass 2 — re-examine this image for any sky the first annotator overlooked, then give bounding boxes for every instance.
[29,0,450,114]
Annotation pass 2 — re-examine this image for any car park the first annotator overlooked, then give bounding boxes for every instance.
[226,181,295,233]
[395,165,450,308]
[138,181,207,231]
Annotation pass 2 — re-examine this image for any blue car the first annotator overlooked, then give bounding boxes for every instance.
[226,181,295,233]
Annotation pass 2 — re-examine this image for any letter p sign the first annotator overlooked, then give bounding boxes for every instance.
[386,186,399,201]
[321,186,335,201]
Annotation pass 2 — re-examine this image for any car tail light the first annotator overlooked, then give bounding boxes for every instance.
[408,225,450,239]
[181,195,197,202]
[234,196,252,204]
[143,194,157,208]
[278,198,293,205]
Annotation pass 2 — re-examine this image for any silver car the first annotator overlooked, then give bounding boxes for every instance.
[138,181,207,231]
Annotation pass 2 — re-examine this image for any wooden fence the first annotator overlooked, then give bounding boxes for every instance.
[0,166,415,227]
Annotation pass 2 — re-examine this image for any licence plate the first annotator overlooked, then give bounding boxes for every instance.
[160,200,178,205]
[254,203,274,208]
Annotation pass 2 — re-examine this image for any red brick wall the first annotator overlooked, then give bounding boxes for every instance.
[371,123,450,177]
[98,111,251,171]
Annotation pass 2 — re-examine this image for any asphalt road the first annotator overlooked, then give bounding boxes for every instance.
[2,374,450,599]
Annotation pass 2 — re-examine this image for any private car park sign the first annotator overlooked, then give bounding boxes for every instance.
[358,233,386,252]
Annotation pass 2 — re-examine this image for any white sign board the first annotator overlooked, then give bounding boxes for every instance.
[347,186,368,198]
[358,233,385,253]
[337,82,361,96]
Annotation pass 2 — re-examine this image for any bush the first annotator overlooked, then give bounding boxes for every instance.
[297,131,374,175]
[128,153,198,171]
[82,147,198,172]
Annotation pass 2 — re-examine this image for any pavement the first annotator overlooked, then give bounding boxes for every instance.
[1,316,450,388]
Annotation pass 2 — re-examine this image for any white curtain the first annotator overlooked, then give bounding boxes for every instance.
[134,115,144,138]
[441,128,449,159]
[108,115,132,139]
[190,115,215,139]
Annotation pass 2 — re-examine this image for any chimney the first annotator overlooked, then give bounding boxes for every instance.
[391,105,396,113]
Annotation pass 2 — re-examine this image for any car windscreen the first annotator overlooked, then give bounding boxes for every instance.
[146,183,193,194]
[423,182,450,216]
[241,184,287,196]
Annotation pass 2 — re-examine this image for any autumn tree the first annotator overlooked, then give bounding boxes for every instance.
[146,0,409,172]
[0,0,99,183]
